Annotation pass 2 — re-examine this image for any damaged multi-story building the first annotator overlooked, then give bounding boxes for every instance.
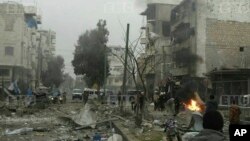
[140,0,183,98]
[0,1,56,91]
[170,0,250,105]
[141,0,250,105]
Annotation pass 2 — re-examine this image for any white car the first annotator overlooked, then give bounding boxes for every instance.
[72,89,83,100]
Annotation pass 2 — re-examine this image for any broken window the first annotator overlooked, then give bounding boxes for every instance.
[147,4,156,20]
[239,47,244,52]
[192,2,196,11]
[162,21,171,37]
[0,69,10,76]
[5,17,15,31]
[5,46,14,56]
[172,23,195,44]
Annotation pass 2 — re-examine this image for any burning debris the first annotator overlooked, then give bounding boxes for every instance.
[176,80,206,113]
[184,99,201,112]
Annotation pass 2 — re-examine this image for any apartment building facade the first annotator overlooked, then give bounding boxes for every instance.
[0,2,56,91]
[170,0,250,104]
[140,0,182,97]
[106,45,135,94]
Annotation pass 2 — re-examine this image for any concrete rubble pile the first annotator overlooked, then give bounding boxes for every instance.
[0,99,175,140]
[72,103,97,128]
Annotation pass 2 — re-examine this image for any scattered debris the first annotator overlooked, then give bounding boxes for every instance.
[74,118,119,130]
[107,134,123,141]
[4,128,33,135]
[72,103,97,128]
[153,120,161,126]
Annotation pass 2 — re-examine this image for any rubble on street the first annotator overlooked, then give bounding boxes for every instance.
[1,92,236,141]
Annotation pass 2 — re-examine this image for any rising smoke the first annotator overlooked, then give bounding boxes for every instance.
[176,79,198,103]
[174,48,203,66]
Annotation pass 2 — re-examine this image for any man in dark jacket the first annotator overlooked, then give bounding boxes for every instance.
[190,111,226,141]
[205,95,218,113]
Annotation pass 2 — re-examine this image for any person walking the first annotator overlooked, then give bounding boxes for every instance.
[229,100,241,125]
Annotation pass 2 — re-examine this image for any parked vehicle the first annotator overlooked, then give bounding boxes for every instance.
[72,89,83,100]
[83,88,98,100]
[34,86,50,104]
[60,92,67,103]
[49,89,61,104]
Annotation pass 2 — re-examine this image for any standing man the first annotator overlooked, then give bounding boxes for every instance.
[139,92,145,114]
[205,95,218,113]
[83,91,89,105]
[153,90,159,111]
[174,97,180,115]
[130,96,136,112]
[26,87,33,107]
[117,91,121,106]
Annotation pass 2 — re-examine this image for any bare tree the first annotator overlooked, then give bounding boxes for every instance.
[111,31,164,100]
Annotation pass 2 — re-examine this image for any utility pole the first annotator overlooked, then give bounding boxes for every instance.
[162,46,166,80]
[103,45,107,103]
[121,24,130,112]
[36,32,42,88]
[0,70,4,97]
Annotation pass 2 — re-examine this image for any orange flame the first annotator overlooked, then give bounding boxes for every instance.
[185,99,201,111]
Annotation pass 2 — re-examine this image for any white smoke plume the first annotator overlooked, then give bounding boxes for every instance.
[134,0,147,8]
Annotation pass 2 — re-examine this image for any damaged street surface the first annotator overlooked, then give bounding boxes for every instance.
[0,97,124,141]
[0,95,233,141]
[2,0,250,141]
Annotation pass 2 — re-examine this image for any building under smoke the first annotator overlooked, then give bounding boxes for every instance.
[140,0,250,106]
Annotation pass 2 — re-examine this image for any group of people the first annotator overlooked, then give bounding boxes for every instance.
[117,91,145,114]
[153,90,169,111]
[205,94,241,125]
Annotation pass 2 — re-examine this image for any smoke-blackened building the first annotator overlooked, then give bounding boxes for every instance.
[170,0,250,105]
[140,0,182,98]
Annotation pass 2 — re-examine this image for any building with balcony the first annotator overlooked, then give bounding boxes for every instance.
[170,0,250,104]
[140,0,182,97]
[0,2,41,90]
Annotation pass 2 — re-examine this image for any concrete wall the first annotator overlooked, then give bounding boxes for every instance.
[206,0,250,22]
[0,3,42,88]
[189,0,250,77]
[0,4,25,67]
[206,19,250,71]
[195,0,207,77]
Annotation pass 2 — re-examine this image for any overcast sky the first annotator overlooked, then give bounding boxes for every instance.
[27,0,147,78]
